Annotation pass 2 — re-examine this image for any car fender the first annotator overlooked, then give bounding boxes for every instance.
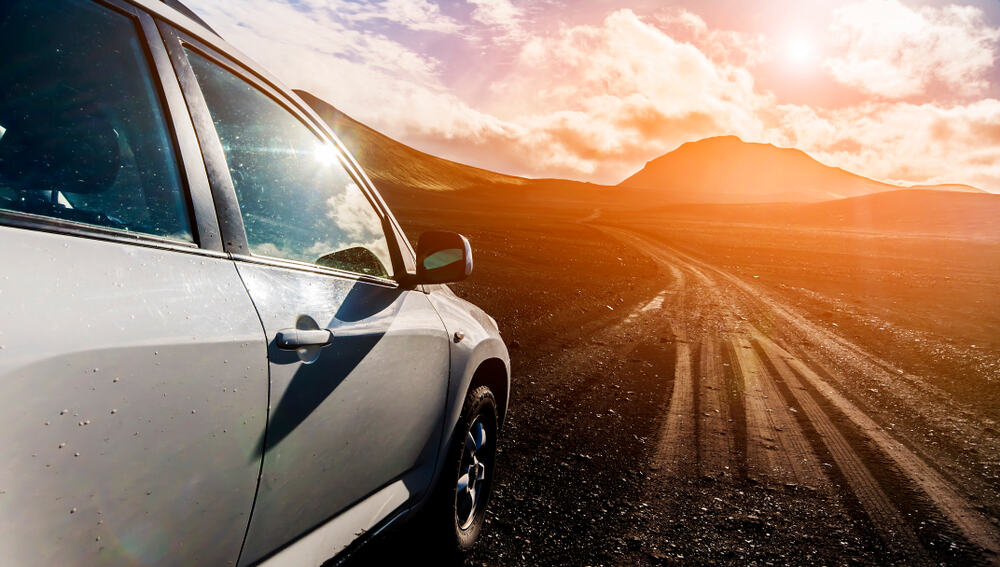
[421,285,510,499]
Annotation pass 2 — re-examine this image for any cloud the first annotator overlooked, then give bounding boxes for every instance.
[289,0,463,34]
[770,99,1000,189]
[184,1,1000,192]
[467,0,525,42]
[462,9,769,180]
[654,9,769,68]
[362,0,464,33]
[187,1,465,123]
[824,0,1000,98]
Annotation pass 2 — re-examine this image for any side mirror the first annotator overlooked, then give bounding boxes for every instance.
[415,231,473,285]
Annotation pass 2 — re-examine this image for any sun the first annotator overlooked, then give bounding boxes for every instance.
[784,36,813,65]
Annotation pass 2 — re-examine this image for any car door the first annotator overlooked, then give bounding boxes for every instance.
[161,31,452,564]
[0,1,267,565]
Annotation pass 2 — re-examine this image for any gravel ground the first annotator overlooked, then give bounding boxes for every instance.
[346,204,1000,566]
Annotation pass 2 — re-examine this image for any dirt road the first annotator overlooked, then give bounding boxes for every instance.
[593,224,1000,565]
[353,205,1000,566]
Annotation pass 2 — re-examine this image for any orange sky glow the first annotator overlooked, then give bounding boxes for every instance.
[188,0,1000,192]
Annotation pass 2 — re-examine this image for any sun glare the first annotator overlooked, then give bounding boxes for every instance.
[784,36,813,65]
[314,142,339,166]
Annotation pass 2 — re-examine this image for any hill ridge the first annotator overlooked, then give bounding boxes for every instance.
[619,135,984,203]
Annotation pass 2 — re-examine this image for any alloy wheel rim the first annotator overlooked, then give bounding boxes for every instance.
[457,419,489,530]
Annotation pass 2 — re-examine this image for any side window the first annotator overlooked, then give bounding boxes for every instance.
[0,0,192,242]
[184,49,393,279]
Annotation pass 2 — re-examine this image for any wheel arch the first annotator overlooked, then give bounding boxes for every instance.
[468,357,509,428]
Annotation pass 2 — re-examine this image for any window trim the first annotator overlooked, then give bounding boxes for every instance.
[229,252,400,289]
[0,0,219,253]
[0,209,208,254]
[158,23,408,285]
[158,23,250,256]
[136,4,222,251]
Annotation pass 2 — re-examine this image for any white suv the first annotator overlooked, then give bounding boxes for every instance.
[0,1,510,565]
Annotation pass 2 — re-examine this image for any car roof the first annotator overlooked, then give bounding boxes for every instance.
[157,0,219,36]
[126,0,289,104]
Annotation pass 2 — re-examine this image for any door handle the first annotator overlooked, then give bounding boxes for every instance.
[275,328,333,350]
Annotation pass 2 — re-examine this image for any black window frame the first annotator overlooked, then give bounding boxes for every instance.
[0,0,224,256]
[157,22,412,286]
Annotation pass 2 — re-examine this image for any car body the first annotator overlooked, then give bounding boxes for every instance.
[0,0,510,565]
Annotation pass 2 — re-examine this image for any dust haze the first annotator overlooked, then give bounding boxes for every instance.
[306,94,1000,566]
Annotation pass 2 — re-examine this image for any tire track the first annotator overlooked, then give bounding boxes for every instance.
[753,330,929,560]
[777,343,1000,561]
[654,335,697,478]
[635,229,999,501]
[668,236,986,448]
[678,261,714,288]
[597,226,702,480]
[593,223,1000,563]
[730,335,830,490]
[698,338,735,479]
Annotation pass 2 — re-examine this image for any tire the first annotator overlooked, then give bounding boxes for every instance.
[422,385,499,558]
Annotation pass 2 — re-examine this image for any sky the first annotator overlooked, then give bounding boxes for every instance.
[184,0,1000,191]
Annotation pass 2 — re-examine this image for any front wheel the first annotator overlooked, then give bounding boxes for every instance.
[426,385,499,556]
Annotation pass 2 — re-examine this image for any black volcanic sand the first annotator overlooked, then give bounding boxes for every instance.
[342,199,1000,567]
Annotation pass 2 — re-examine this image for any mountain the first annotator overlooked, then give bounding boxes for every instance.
[297,90,991,228]
[297,90,620,218]
[296,90,528,192]
[618,136,985,204]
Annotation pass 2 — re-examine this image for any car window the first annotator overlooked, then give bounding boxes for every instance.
[0,0,192,242]
[184,49,393,279]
